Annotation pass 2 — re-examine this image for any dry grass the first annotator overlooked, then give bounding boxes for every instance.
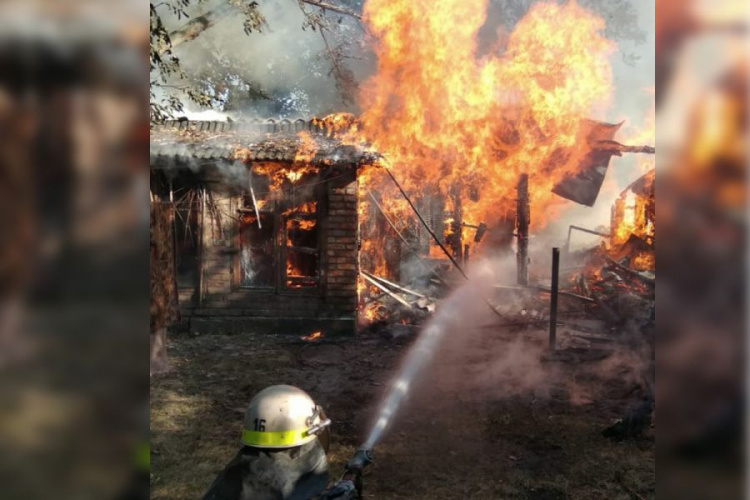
[150,329,654,499]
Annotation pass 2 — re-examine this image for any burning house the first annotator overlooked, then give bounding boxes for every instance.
[150,119,379,335]
[150,113,656,335]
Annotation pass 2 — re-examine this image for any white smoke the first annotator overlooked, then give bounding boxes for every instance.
[158,0,371,118]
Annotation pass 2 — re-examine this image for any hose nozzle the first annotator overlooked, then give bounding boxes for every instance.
[346,447,373,472]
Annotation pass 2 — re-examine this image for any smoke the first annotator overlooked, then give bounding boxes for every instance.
[159,0,371,119]
[365,252,652,448]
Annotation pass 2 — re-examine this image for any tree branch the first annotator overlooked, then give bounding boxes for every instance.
[167,2,236,50]
[299,0,362,20]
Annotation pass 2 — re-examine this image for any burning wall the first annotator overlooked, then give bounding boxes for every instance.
[610,169,655,271]
[150,120,371,334]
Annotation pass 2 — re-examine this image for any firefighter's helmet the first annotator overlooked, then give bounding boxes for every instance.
[241,385,331,450]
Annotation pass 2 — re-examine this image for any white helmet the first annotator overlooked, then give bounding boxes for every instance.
[241,385,331,449]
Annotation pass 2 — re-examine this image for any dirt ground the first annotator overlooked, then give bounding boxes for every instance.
[151,313,654,500]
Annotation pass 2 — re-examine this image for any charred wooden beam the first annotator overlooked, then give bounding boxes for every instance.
[578,273,621,323]
[564,224,610,254]
[493,284,596,303]
[603,255,655,286]
[594,140,655,155]
[449,183,463,262]
[516,174,530,286]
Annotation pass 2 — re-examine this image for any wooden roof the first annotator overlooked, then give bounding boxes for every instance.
[150,119,380,167]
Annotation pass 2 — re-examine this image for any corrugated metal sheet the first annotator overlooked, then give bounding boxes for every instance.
[551,120,624,207]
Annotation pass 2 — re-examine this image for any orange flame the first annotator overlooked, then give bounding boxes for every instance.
[357,0,615,232]
[283,202,317,216]
[610,169,655,270]
[249,162,320,192]
[301,331,324,341]
[294,131,319,164]
[348,0,616,278]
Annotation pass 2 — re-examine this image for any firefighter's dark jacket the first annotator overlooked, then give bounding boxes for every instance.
[203,439,329,500]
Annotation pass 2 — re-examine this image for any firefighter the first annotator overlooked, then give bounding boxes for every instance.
[203,385,332,500]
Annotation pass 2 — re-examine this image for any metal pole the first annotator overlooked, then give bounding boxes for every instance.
[362,270,427,299]
[549,247,560,350]
[565,224,610,254]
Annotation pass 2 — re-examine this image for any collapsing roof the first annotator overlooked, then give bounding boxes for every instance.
[150,119,381,167]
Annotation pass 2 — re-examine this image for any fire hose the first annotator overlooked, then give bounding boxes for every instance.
[318,447,373,500]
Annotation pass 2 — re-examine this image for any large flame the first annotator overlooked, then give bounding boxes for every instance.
[357,0,615,232]
[234,1,624,323]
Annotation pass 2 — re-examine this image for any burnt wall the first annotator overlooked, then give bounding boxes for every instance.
[177,172,359,335]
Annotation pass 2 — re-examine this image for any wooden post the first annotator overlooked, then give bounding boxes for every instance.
[549,247,560,350]
[169,202,180,321]
[198,187,206,307]
[516,174,529,285]
[450,183,463,262]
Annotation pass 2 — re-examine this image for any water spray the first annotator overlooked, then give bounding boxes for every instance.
[320,286,481,499]
[362,281,485,450]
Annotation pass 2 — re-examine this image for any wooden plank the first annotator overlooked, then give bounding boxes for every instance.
[360,272,412,308]
[362,271,427,299]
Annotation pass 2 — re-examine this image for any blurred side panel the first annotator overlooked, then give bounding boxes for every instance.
[0,1,149,499]
[656,0,747,497]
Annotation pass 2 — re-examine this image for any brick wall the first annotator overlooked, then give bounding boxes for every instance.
[324,180,359,315]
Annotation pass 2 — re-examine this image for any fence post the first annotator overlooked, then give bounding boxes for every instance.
[549,247,560,350]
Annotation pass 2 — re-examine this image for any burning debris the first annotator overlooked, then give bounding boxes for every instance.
[301,331,324,342]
